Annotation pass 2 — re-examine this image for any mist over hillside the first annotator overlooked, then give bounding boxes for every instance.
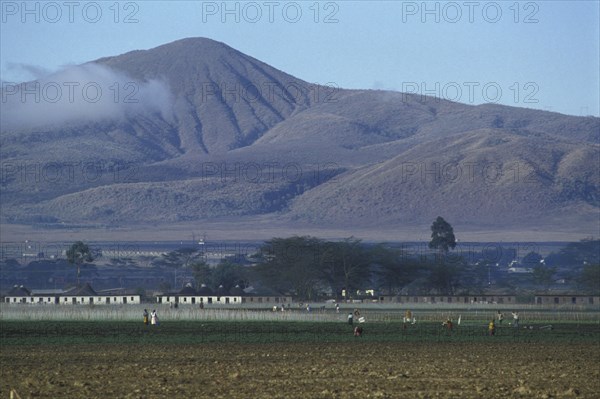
[1,38,598,238]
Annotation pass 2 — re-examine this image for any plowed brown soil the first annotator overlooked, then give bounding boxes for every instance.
[1,342,599,398]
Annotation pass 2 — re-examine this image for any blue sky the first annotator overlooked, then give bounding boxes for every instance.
[1,0,599,117]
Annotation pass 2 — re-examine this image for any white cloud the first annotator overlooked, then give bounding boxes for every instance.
[4,62,53,81]
[1,63,173,130]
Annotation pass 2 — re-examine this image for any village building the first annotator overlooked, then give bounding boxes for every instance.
[378,294,518,305]
[4,283,598,308]
[3,283,141,305]
[234,285,293,305]
[534,294,600,306]
[157,284,242,305]
[156,284,292,305]
[4,285,35,304]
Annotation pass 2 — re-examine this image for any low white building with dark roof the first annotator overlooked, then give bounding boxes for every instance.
[156,284,243,305]
[238,286,292,305]
[155,284,293,306]
[3,283,140,305]
[4,285,34,304]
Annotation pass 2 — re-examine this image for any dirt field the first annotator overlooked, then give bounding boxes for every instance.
[2,341,599,399]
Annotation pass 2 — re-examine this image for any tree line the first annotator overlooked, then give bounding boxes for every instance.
[139,217,461,298]
[63,217,600,299]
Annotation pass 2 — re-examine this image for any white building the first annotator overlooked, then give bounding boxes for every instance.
[3,284,140,305]
[157,284,242,305]
[156,284,292,306]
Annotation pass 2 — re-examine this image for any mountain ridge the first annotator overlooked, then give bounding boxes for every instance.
[1,37,598,236]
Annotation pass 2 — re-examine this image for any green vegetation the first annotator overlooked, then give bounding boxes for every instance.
[251,219,463,298]
[2,320,598,346]
[5,236,599,299]
[66,241,94,284]
[579,263,600,293]
[428,216,457,255]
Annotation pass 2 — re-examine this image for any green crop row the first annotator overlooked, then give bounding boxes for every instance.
[2,320,599,346]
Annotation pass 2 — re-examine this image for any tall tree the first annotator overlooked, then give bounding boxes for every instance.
[190,260,211,287]
[329,237,372,299]
[66,241,94,285]
[578,263,600,293]
[153,248,203,268]
[460,260,493,294]
[254,236,328,300]
[428,217,457,255]
[371,245,420,295]
[522,251,543,267]
[426,259,464,295]
[532,263,557,291]
[426,218,461,294]
[210,260,247,291]
[546,239,600,268]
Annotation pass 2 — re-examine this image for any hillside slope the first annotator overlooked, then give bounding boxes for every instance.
[1,38,598,233]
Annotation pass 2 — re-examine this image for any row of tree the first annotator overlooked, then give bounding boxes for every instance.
[64,217,600,298]
[189,218,464,298]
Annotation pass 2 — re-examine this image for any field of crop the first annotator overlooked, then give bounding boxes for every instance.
[2,319,600,345]
[2,303,599,323]
[1,316,599,398]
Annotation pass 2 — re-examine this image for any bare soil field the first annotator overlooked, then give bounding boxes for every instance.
[2,341,599,399]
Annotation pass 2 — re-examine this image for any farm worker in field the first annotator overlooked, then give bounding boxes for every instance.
[443,318,453,331]
[348,312,354,325]
[143,309,149,326]
[151,309,158,325]
[497,311,504,324]
[354,326,363,337]
[488,320,496,336]
[511,311,519,328]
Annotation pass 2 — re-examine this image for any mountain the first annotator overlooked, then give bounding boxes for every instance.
[1,38,599,238]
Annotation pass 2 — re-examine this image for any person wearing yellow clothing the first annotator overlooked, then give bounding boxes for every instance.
[488,319,496,336]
